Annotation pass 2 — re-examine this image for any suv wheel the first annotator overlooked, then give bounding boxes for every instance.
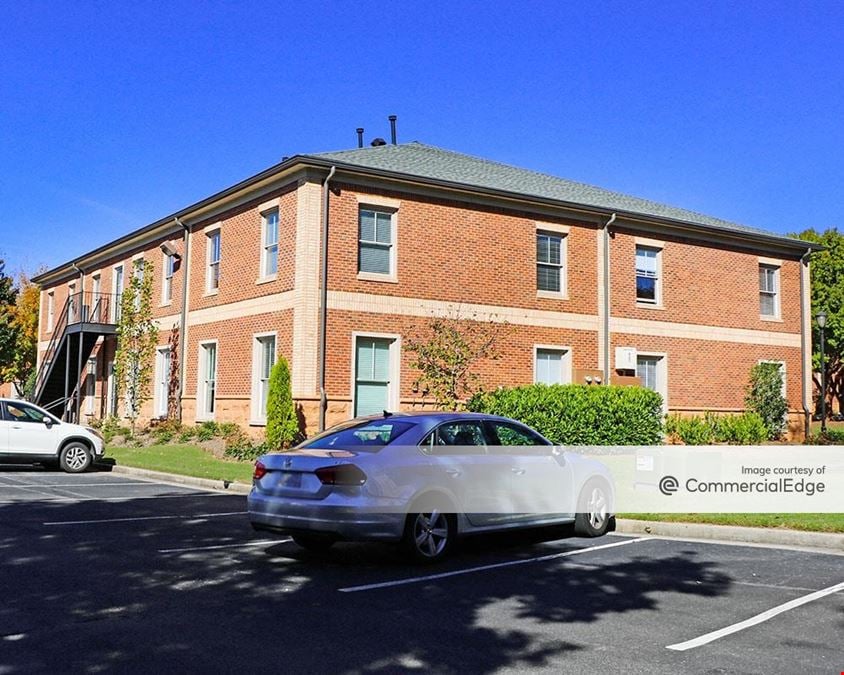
[59,442,92,474]
[574,479,611,537]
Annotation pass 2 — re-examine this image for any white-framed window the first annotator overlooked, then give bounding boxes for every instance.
[759,263,780,318]
[162,252,176,304]
[197,341,218,420]
[154,347,171,418]
[46,291,54,332]
[107,361,118,417]
[635,245,662,305]
[536,230,567,296]
[358,207,396,279]
[352,333,400,416]
[251,333,277,423]
[533,346,572,385]
[261,208,279,279]
[68,282,77,323]
[85,357,97,415]
[132,259,144,310]
[637,352,668,411]
[206,230,221,293]
[112,264,124,323]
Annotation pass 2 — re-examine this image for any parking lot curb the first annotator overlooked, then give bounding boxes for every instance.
[617,518,844,552]
[108,464,252,495]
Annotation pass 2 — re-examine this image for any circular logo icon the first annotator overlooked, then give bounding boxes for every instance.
[659,475,679,496]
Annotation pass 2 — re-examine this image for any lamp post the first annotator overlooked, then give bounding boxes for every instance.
[817,311,827,433]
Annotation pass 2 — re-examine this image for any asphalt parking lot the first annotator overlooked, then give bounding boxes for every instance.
[0,468,842,674]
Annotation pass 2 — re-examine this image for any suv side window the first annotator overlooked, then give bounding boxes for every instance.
[5,402,48,423]
[421,421,488,456]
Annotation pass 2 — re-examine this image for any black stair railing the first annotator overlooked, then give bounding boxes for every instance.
[33,291,119,400]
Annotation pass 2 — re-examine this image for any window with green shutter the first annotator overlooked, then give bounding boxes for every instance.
[354,337,393,416]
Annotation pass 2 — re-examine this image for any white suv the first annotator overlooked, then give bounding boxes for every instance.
[0,398,105,473]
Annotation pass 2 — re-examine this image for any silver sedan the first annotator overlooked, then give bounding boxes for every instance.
[248,412,614,562]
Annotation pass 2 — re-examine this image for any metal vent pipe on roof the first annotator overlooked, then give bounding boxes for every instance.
[388,115,397,144]
[356,128,364,148]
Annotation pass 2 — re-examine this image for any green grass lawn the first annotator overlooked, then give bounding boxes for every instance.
[107,444,255,484]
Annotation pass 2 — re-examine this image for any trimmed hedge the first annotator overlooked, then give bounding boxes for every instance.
[466,384,664,445]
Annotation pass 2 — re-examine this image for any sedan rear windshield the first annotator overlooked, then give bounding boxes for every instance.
[301,419,416,452]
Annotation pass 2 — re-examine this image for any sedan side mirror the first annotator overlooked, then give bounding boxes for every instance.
[43,417,54,429]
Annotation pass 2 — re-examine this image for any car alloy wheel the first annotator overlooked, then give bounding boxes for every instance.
[574,479,611,537]
[60,443,92,473]
[408,511,452,561]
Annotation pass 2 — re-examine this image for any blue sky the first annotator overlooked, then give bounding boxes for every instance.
[1,1,842,276]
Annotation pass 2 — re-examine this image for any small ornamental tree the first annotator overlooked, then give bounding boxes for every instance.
[167,325,181,420]
[265,356,299,450]
[405,310,508,411]
[113,260,158,432]
[3,272,38,397]
[0,259,18,384]
[745,362,788,440]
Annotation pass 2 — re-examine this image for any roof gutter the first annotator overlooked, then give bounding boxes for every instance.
[601,213,616,384]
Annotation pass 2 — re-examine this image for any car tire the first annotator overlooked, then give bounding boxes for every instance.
[291,534,335,553]
[59,442,93,474]
[573,478,611,537]
[401,510,456,564]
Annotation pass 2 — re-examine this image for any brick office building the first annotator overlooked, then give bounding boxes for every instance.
[32,141,819,438]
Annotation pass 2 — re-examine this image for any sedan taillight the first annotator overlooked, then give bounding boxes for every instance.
[253,461,268,480]
[315,464,367,486]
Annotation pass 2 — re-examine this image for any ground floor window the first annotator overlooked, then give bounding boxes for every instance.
[154,347,171,418]
[107,361,118,417]
[198,342,217,419]
[251,334,276,423]
[637,353,667,409]
[534,347,571,385]
[85,357,97,415]
[354,335,397,417]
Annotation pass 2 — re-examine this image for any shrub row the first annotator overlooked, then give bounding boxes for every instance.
[467,384,664,445]
[665,412,768,445]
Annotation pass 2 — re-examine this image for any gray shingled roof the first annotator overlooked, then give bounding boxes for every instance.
[308,142,808,246]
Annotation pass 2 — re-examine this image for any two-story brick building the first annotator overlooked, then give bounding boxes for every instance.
[32,141,819,438]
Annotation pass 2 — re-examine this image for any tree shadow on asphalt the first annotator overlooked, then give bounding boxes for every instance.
[0,494,733,674]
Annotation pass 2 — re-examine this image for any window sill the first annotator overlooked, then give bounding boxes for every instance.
[636,302,665,310]
[357,272,398,284]
[760,315,783,323]
[536,290,569,301]
[203,289,219,298]
[195,414,215,423]
[249,420,267,427]
[256,275,277,286]
[158,301,173,308]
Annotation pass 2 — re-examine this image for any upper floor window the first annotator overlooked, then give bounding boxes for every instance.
[112,264,124,323]
[759,263,780,318]
[358,208,395,278]
[132,259,144,310]
[635,245,661,305]
[261,209,279,278]
[163,252,176,304]
[536,231,566,295]
[207,230,221,292]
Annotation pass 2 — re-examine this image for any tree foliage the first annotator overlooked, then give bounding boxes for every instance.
[113,260,158,432]
[4,273,39,396]
[265,355,299,450]
[405,311,507,411]
[789,228,844,413]
[0,260,18,384]
[745,362,788,440]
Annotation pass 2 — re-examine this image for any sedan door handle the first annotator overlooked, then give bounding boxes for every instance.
[11,425,22,429]
[445,469,461,477]
[510,468,526,476]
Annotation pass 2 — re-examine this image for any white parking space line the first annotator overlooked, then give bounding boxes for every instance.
[0,481,154,488]
[666,580,844,651]
[0,492,228,505]
[43,511,247,526]
[159,539,290,553]
[338,537,651,593]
